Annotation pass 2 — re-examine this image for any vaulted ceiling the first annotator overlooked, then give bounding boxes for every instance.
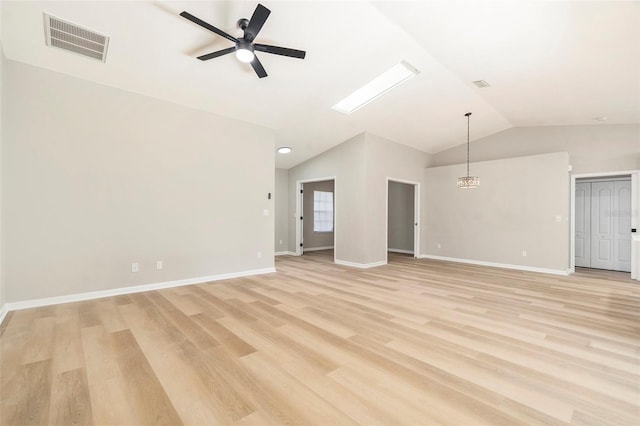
[2,1,638,168]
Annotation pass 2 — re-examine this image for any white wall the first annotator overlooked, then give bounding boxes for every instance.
[303,180,334,249]
[388,181,414,252]
[432,124,639,174]
[3,59,275,303]
[423,152,570,273]
[274,168,289,253]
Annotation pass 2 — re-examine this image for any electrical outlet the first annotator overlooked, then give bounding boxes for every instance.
[257,251,262,259]
[263,209,269,216]
[156,261,163,270]
[437,243,442,249]
[131,262,139,273]
[522,250,527,257]
[279,240,283,245]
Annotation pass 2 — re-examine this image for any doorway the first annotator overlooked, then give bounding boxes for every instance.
[295,177,336,263]
[575,176,631,272]
[571,171,638,278]
[386,178,420,261]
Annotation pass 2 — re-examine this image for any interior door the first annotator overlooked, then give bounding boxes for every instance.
[613,180,632,272]
[575,182,591,267]
[591,181,614,270]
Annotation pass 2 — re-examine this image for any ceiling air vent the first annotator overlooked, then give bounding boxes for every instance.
[43,13,109,62]
[472,80,491,88]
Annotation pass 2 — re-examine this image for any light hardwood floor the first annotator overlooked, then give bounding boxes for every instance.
[1,251,639,425]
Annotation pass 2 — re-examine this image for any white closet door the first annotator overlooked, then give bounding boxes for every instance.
[613,180,632,272]
[575,182,591,267]
[590,181,614,270]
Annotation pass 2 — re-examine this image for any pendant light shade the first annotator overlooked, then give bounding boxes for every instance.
[457,175,480,188]
[457,112,480,189]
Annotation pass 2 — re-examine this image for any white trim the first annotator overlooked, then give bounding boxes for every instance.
[335,259,387,269]
[577,176,631,183]
[275,251,296,256]
[0,305,8,327]
[385,177,421,264]
[572,170,638,179]
[388,248,414,254]
[570,174,576,274]
[418,254,569,276]
[296,176,337,263]
[3,267,276,312]
[632,173,639,280]
[570,169,638,279]
[302,246,334,252]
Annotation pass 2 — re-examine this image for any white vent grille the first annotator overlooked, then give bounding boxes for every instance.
[44,13,109,62]
[472,80,491,88]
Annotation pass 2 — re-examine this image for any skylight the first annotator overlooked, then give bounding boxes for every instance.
[332,61,419,114]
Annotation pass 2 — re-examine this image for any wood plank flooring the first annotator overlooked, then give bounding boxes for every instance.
[1,251,639,425]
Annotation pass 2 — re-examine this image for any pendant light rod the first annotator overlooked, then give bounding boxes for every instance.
[465,112,471,177]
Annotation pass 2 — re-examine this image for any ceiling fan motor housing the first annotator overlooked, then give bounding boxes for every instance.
[236,39,254,53]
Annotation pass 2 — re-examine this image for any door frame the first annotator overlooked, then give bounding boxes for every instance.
[570,169,639,279]
[385,177,421,262]
[295,176,337,263]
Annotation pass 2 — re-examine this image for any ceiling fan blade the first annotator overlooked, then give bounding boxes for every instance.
[254,44,306,59]
[244,4,271,43]
[180,11,237,43]
[197,47,236,61]
[250,55,268,78]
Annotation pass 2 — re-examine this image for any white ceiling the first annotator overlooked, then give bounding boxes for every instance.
[2,1,639,169]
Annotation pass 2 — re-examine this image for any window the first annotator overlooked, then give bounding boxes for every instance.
[313,191,333,232]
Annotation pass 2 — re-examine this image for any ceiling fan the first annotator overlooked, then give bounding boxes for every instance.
[180,3,306,79]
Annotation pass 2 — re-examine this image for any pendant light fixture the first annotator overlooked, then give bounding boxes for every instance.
[457,112,480,189]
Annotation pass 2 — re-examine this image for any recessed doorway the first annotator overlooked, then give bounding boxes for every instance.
[386,178,420,262]
[295,176,336,263]
[575,176,631,272]
[571,170,638,279]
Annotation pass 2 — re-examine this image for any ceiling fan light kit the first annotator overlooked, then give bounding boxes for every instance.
[235,41,255,63]
[180,3,306,78]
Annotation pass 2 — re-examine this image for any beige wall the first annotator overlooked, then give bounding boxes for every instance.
[432,124,640,174]
[303,180,334,250]
[388,181,414,252]
[274,168,288,253]
[3,60,275,303]
[364,134,428,263]
[285,125,631,271]
[288,132,429,265]
[288,133,366,263]
[0,44,4,311]
[423,152,570,272]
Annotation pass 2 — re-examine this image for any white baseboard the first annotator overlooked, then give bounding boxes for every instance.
[418,254,569,276]
[0,304,8,327]
[335,259,387,269]
[3,267,276,313]
[303,246,334,252]
[275,251,296,256]
[388,248,414,255]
